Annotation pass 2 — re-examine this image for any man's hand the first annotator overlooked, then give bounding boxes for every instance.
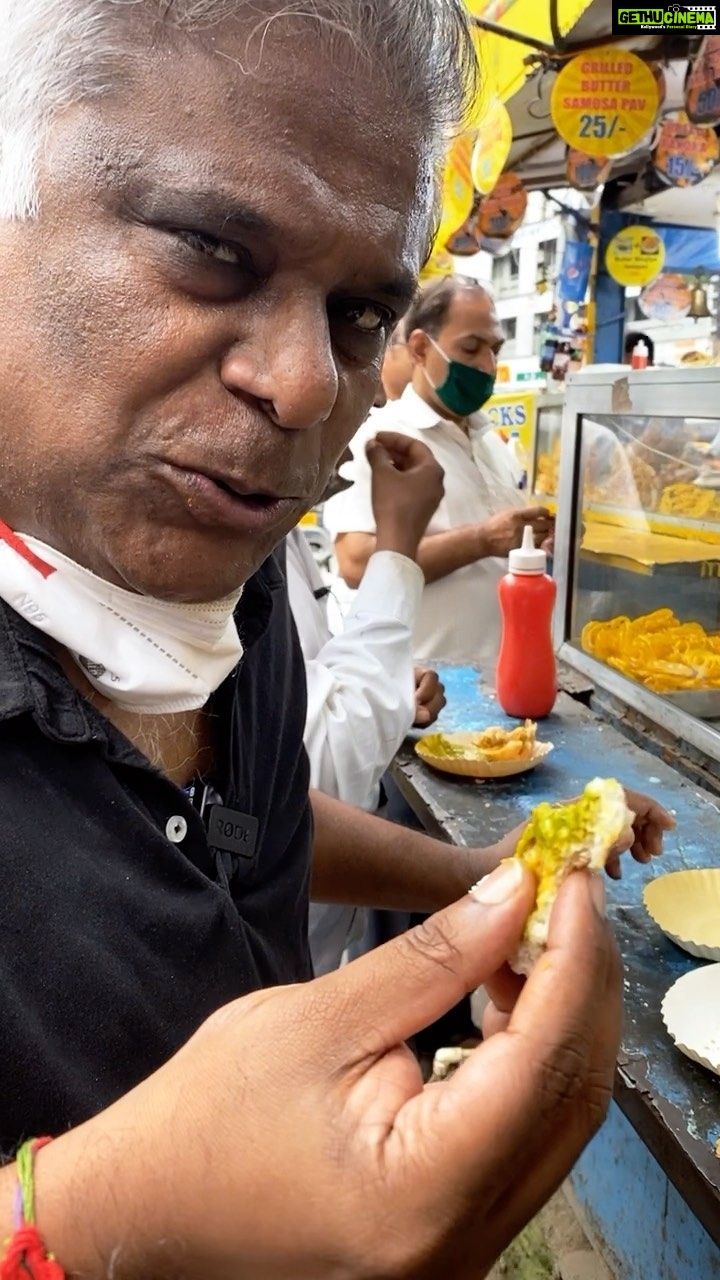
[413,666,446,728]
[605,787,675,879]
[478,506,553,559]
[369,431,445,562]
[472,788,674,883]
[39,864,620,1280]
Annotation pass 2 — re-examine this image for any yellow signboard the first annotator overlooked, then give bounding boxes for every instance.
[471,97,513,194]
[435,133,475,251]
[606,225,665,287]
[485,390,535,455]
[551,47,659,157]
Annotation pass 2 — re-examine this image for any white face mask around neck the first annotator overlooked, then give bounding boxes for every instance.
[0,523,244,714]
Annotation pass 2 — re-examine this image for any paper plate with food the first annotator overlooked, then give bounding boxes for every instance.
[415,720,553,779]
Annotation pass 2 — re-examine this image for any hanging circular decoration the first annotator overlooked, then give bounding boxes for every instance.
[445,218,482,257]
[606,225,665,287]
[477,172,527,240]
[445,194,483,257]
[565,148,613,191]
[551,47,659,158]
[479,235,517,258]
[639,273,693,323]
[653,110,719,188]
[685,37,720,126]
[435,133,475,251]
[471,97,513,195]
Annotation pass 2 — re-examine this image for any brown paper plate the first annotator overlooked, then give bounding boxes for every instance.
[415,733,554,779]
[662,964,720,1078]
[644,868,720,961]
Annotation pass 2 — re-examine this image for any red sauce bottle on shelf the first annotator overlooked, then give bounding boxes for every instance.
[496,524,557,720]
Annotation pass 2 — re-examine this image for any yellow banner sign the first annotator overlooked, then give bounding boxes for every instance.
[466,0,595,104]
[485,391,535,454]
[435,133,475,252]
[606,225,665,287]
[419,249,455,284]
[471,97,513,194]
[551,48,659,157]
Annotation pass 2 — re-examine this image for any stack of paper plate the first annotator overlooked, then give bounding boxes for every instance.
[662,965,720,1079]
[644,868,720,960]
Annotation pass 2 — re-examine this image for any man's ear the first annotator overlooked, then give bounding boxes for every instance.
[406,328,429,366]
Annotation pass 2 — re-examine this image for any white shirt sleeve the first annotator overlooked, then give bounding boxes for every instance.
[290,544,423,811]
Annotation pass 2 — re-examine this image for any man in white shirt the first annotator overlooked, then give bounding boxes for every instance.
[287,432,445,974]
[380,317,413,402]
[325,277,554,672]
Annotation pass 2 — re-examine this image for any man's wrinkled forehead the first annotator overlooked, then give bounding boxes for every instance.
[42,20,435,274]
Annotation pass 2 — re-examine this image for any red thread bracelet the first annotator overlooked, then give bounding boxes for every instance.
[0,1138,65,1278]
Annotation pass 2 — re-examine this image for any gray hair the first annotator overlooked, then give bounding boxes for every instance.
[0,0,480,220]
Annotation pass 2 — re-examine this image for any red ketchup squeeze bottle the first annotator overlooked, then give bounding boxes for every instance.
[496,524,557,719]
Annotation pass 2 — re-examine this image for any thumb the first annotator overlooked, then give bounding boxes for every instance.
[365,437,393,473]
[325,861,535,1053]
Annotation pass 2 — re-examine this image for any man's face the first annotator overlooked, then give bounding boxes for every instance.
[410,289,505,408]
[0,23,430,600]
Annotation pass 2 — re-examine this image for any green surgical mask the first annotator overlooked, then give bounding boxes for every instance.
[425,335,495,417]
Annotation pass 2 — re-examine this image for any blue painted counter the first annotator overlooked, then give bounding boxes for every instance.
[393,667,720,1280]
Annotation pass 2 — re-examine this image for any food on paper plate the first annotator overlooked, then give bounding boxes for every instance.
[419,720,537,763]
[510,778,633,976]
[471,720,537,761]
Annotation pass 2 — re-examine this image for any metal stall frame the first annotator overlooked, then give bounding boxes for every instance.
[552,366,720,766]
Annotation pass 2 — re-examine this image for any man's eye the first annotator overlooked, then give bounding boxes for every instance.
[343,301,393,335]
[176,230,247,266]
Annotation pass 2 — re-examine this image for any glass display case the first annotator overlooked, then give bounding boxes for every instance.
[553,367,720,763]
[532,399,564,501]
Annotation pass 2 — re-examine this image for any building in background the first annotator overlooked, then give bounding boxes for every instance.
[456,190,581,377]
[456,188,720,373]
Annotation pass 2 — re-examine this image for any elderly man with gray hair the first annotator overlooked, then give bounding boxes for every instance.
[0,2,672,1277]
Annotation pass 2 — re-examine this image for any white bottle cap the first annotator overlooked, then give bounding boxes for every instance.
[634,339,649,357]
[508,522,547,574]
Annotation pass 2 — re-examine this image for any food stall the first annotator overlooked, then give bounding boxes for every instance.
[389,376,720,1280]
[405,8,720,1273]
[552,366,720,777]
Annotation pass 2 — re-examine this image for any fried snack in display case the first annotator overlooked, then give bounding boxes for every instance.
[532,402,564,500]
[581,609,720,702]
[552,368,720,764]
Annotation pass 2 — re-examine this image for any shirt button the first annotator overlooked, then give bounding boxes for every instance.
[166,815,188,844]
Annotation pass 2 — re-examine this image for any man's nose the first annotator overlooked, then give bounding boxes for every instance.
[477,349,497,376]
[220,306,339,430]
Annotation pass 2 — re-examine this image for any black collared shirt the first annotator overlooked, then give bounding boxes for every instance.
[0,551,312,1149]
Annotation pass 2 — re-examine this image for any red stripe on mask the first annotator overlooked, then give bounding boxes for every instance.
[0,521,56,579]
